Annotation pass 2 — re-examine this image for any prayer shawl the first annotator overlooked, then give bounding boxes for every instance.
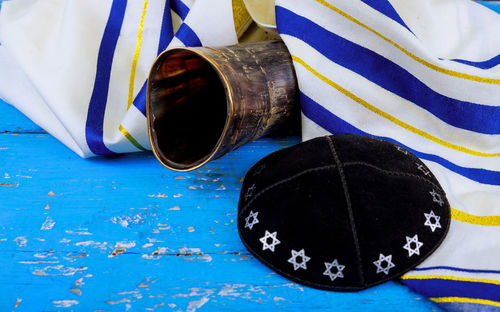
[275,0,500,311]
[0,0,240,156]
[1,0,500,311]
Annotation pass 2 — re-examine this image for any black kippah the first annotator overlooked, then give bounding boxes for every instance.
[238,134,450,291]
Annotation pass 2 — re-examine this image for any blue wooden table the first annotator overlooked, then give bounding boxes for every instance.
[4,2,500,310]
[0,99,441,311]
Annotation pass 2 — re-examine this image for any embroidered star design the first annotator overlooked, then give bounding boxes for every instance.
[244,210,259,230]
[416,163,431,176]
[288,249,311,271]
[429,189,444,206]
[245,184,256,200]
[396,145,408,155]
[424,210,441,232]
[373,253,395,275]
[259,230,280,252]
[403,234,423,257]
[323,259,345,281]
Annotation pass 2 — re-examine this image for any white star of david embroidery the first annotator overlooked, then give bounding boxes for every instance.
[245,184,256,200]
[403,234,424,257]
[396,146,408,155]
[323,259,345,281]
[424,210,441,232]
[259,230,280,252]
[429,189,444,206]
[416,163,431,176]
[245,210,259,230]
[288,249,311,271]
[373,253,395,275]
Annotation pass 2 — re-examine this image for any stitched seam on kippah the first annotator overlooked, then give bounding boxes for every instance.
[343,161,444,192]
[326,136,365,286]
[240,164,337,214]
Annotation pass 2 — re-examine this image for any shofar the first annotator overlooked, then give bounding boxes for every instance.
[147,40,299,172]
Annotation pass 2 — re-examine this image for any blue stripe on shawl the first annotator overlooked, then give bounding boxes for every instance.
[158,0,175,54]
[171,0,189,20]
[402,278,500,303]
[176,23,202,47]
[362,0,500,69]
[85,0,127,155]
[276,6,500,135]
[132,83,148,116]
[133,0,175,116]
[437,302,500,312]
[414,266,500,275]
[445,0,500,70]
[451,54,500,70]
[300,92,500,186]
[361,0,411,32]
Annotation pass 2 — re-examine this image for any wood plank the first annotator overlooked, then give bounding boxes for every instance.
[0,129,439,311]
[478,1,500,13]
[0,99,45,133]
[1,251,438,311]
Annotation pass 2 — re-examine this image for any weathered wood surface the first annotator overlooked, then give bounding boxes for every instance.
[0,99,440,311]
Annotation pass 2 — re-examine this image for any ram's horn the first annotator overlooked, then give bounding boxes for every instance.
[147,40,299,172]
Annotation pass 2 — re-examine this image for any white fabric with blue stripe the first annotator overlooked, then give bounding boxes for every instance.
[275,0,500,311]
[0,0,238,157]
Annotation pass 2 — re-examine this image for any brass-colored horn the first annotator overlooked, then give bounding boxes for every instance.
[147,40,299,172]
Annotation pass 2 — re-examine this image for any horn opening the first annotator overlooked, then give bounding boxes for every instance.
[148,48,231,171]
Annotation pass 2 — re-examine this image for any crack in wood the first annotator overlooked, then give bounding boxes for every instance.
[0,130,47,134]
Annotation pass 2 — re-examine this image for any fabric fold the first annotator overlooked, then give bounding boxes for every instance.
[0,0,238,157]
[276,1,500,311]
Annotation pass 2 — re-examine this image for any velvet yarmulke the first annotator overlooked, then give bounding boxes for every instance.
[238,134,450,291]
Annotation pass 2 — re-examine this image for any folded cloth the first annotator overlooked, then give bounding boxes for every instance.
[275,0,500,310]
[0,0,239,157]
